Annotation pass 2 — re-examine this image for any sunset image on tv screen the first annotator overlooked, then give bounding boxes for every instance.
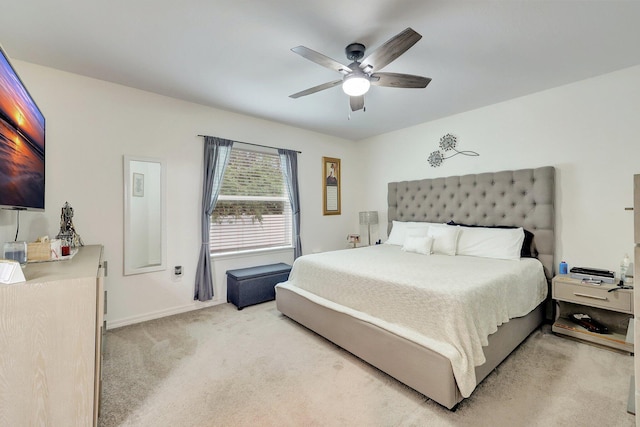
[0,48,45,210]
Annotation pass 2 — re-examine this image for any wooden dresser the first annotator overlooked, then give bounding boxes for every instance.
[0,245,105,426]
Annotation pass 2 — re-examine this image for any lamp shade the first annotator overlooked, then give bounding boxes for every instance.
[359,211,379,225]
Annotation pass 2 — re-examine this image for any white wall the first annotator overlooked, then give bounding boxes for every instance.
[0,61,361,328]
[357,65,640,275]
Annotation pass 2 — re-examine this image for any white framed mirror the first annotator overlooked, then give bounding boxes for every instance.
[123,155,166,275]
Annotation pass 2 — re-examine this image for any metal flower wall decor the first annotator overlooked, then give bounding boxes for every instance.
[427,134,479,167]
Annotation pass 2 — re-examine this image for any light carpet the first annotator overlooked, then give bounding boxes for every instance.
[98,301,635,427]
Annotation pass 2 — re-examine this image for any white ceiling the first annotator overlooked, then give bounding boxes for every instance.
[1,1,639,141]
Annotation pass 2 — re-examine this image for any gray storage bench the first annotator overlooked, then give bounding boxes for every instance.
[226,263,292,310]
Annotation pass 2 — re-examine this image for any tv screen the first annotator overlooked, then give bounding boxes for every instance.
[0,44,45,211]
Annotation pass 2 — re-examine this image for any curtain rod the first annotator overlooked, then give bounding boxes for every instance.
[197,135,301,154]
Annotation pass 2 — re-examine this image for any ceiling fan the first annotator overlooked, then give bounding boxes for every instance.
[289,27,431,112]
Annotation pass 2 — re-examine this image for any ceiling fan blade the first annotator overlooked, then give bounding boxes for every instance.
[291,46,352,74]
[289,79,342,99]
[361,28,422,72]
[370,72,431,88]
[350,95,364,111]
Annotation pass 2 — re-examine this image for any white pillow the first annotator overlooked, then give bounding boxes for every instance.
[385,221,436,245]
[402,236,434,255]
[427,224,460,256]
[456,226,525,260]
[405,226,430,238]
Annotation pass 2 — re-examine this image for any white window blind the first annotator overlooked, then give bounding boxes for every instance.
[210,148,292,254]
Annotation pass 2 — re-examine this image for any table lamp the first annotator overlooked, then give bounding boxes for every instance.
[359,211,379,246]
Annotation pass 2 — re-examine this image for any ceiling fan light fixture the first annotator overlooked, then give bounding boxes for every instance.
[342,74,370,96]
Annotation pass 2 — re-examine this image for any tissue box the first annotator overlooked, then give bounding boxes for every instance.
[27,241,50,261]
[27,238,62,261]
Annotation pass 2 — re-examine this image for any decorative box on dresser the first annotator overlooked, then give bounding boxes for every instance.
[0,245,106,427]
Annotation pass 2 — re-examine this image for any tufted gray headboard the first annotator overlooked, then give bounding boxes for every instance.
[388,167,555,279]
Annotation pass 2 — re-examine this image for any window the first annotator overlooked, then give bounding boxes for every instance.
[210,148,292,254]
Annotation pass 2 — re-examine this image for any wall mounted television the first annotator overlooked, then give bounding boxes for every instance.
[0,43,45,211]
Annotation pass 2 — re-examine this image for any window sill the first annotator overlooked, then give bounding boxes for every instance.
[210,246,293,261]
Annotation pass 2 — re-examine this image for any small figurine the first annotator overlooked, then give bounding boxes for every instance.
[56,201,84,248]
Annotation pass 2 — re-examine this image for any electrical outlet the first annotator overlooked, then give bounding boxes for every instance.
[174,266,183,276]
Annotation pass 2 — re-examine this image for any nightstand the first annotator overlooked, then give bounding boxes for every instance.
[551,274,633,353]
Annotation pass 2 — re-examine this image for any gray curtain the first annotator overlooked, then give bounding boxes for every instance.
[278,149,302,259]
[195,136,234,301]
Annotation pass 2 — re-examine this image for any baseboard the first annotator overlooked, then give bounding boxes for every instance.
[107,297,225,329]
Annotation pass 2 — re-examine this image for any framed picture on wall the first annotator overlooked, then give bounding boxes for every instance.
[133,172,144,197]
[322,157,341,215]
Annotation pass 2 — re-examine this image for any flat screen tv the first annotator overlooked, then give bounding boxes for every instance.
[0,43,45,211]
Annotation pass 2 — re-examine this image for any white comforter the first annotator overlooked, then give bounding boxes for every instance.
[276,244,547,397]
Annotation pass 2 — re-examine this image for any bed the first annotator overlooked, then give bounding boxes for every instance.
[275,167,555,409]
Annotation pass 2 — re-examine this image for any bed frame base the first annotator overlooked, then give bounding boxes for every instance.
[276,286,545,409]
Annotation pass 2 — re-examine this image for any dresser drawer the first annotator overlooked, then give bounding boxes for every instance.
[552,280,632,314]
